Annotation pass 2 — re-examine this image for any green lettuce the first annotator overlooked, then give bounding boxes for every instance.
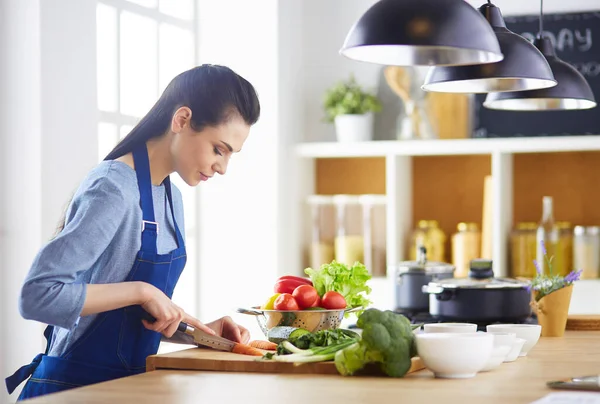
[304,260,372,310]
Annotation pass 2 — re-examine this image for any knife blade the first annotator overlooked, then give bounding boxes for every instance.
[142,311,236,352]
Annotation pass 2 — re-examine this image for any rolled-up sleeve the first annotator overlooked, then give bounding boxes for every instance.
[19,175,126,330]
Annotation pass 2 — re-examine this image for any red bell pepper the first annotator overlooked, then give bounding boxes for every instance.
[273,276,312,294]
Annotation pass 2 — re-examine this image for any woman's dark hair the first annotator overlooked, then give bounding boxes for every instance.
[54,64,260,236]
[105,64,260,160]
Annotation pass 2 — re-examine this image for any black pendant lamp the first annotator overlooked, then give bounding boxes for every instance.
[339,0,504,67]
[483,0,596,110]
[421,1,556,93]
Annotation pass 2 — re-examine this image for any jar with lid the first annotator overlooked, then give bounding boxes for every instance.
[332,195,364,267]
[451,222,481,278]
[306,195,335,269]
[409,220,446,263]
[573,226,600,279]
[510,222,537,278]
[358,194,387,277]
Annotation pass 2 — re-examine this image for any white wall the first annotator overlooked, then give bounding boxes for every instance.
[0,1,44,402]
[40,0,98,241]
[195,0,282,337]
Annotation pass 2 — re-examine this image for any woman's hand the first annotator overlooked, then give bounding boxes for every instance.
[139,283,215,338]
[205,316,250,344]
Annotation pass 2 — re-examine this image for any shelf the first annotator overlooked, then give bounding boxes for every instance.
[296,135,600,158]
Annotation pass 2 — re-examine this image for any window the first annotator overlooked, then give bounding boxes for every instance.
[95,0,199,324]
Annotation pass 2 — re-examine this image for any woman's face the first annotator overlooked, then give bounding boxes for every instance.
[170,108,251,186]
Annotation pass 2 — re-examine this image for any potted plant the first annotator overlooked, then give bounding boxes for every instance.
[323,75,382,143]
[529,240,582,337]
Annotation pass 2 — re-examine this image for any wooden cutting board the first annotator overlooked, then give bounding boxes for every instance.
[147,347,425,376]
[566,315,600,331]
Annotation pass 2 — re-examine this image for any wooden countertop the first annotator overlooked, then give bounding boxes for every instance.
[25,331,600,404]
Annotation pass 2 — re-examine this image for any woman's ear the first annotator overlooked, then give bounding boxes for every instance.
[171,107,193,133]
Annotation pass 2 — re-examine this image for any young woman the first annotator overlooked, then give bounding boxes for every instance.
[6,64,260,401]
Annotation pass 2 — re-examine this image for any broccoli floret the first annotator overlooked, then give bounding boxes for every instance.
[334,309,415,378]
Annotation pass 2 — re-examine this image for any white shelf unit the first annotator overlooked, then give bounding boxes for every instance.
[293,136,600,313]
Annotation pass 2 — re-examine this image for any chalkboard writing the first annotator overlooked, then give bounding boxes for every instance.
[473,11,600,138]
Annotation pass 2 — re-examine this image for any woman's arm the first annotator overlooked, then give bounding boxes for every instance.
[19,174,128,329]
[80,282,147,316]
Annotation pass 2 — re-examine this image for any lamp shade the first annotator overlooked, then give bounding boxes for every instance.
[339,0,503,67]
[484,37,597,110]
[421,3,556,93]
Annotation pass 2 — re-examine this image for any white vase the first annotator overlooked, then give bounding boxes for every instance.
[334,113,374,143]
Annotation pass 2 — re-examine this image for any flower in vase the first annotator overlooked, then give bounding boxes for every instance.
[529,240,583,301]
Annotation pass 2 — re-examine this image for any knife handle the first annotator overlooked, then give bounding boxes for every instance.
[141,310,189,334]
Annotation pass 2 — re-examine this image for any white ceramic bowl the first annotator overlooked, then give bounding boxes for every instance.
[486,324,541,356]
[423,323,478,333]
[480,345,511,372]
[504,338,526,362]
[488,332,516,350]
[415,332,494,379]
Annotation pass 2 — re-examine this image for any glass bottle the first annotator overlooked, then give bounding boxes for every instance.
[536,196,560,275]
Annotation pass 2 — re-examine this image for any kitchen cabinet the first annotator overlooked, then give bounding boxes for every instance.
[294,137,600,312]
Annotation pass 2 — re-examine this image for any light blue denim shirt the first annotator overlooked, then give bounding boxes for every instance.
[19,160,188,356]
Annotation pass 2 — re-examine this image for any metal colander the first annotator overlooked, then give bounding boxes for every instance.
[236,306,362,337]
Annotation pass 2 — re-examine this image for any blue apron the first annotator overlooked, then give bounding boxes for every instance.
[5,145,187,400]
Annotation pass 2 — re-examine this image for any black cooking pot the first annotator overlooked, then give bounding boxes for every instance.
[394,246,455,312]
[422,259,532,323]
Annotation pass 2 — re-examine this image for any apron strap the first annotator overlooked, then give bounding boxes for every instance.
[5,326,53,395]
[163,177,185,249]
[132,145,158,254]
[132,144,185,252]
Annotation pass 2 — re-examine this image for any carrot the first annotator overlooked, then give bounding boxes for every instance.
[248,340,278,351]
[232,343,265,357]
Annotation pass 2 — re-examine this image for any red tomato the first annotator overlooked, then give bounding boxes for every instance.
[321,291,347,310]
[310,295,322,308]
[292,285,319,309]
[273,293,299,311]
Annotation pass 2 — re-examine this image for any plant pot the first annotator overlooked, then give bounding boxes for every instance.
[535,285,573,337]
[334,113,374,142]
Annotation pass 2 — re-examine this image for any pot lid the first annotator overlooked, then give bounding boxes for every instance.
[396,246,455,274]
[427,277,529,289]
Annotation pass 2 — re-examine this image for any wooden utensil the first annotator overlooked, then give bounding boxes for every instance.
[384,66,412,104]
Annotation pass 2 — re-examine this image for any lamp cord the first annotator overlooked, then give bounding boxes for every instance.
[538,0,544,38]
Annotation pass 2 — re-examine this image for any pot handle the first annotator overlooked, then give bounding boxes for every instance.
[422,285,454,301]
[422,284,443,295]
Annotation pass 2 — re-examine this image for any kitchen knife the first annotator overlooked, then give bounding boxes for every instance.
[142,311,236,352]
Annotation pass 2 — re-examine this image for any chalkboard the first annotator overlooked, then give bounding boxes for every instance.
[473,11,600,138]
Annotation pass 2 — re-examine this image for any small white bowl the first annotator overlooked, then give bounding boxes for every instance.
[504,338,526,362]
[486,324,541,356]
[423,323,478,333]
[480,345,511,372]
[488,332,516,348]
[416,332,494,379]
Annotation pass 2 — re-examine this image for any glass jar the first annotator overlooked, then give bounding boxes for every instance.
[358,194,387,277]
[332,195,364,267]
[556,221,573,276]
[510,222,537,278]
[409,220,446,263]
[573,226,600,279]
[306,195,335,270]
[451,222,481,278]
